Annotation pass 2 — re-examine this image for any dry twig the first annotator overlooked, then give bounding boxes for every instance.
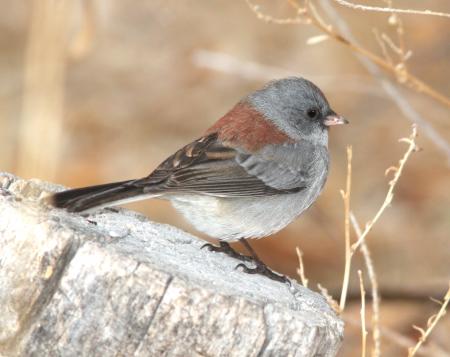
[318,284,340,314]
[319,0,450,166]
[373,28,393,66]
[344,316,448,357]
[339,146,352,312]
[408,284,450,356]
[245,0,450,108]
[295,247,309,288]
[351,125,418,253]
[319,0,450,165]
[358,270,368,357]
[350,213,381,357]
[332,0,450,19]
[339,125,417,353]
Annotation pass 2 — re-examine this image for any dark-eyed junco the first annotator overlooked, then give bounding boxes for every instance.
[50,77,347,282]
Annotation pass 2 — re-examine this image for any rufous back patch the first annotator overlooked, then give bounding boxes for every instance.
[206,103,292,152]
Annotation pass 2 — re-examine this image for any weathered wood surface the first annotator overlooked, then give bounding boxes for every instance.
[0,173,343,357]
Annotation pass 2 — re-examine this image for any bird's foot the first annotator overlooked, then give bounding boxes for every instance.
[201,242,253,262]
[235,261,291,285]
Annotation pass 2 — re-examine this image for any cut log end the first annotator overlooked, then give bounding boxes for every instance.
[0,172,343,356]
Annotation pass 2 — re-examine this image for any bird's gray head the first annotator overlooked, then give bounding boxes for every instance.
[247,77,347,145]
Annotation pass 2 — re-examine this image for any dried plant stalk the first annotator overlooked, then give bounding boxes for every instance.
[351,125,418,253]
[350,213,381,357]
[332,0,450,18]
[344,316,447,357]
[339,146,352,312]
[245,0,450,108]
[338,126,417,354]
[318,284,340,314]
[16,0,72,180]
[318,0,450,164]
[295,247,309,288]
[358,270,368,357]
[408,284,450,356]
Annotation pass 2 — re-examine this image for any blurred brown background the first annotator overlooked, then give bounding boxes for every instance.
[1,1,449,355]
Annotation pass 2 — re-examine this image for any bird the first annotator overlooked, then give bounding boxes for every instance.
[49,77,348,283]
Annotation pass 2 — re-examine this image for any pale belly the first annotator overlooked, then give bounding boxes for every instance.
[168,183,324,242]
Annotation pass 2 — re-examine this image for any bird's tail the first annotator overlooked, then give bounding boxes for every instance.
[48,179,152,213]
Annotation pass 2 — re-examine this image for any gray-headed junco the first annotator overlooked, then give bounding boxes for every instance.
[50,77,347,282]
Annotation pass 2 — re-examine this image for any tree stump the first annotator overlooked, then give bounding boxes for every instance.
[0,173,343,356]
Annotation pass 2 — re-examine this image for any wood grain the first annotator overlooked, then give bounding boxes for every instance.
[0,173,343,357]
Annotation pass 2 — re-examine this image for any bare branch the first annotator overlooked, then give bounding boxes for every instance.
[318,0,450,165]
[296,247,309,288]
[304,1,450,108]
[350,213,381,357]
[318,284,340,314]
[339,125,416,354]
[351,125,418,253]
[339,146,353,312]
[358,270,368,357]
[373,28,393,66]
[332,0,450,19]
[408,284,450,356]
[245,0,309,24]
[345,316,448,357]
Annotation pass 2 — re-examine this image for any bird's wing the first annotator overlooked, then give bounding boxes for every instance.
[133,133,311,197]
[235,141,325,191]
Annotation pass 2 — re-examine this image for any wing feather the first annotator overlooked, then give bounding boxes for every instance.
[135,133,306,197]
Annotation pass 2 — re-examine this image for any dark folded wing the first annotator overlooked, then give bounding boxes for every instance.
[134,133,305,197]
[235,142,323,190]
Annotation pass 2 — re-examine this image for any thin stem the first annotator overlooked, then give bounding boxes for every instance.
[305,2,450,108]
[351,125,418,254]
[358,270,368,357]
[295,247,309,288]
[245,0,450,108]
[332,0,450,19]
[408,284,450,356]
[351,213,381,357]
[339,146,352,312]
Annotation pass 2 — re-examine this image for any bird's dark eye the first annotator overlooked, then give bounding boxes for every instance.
[307,108,319,119]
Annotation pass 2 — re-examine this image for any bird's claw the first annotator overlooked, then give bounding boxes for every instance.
[235,262,291,285]
[201,242,253,262]
[202,241,290,285]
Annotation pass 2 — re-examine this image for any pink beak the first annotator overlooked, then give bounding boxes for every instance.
[323,114,349,126]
